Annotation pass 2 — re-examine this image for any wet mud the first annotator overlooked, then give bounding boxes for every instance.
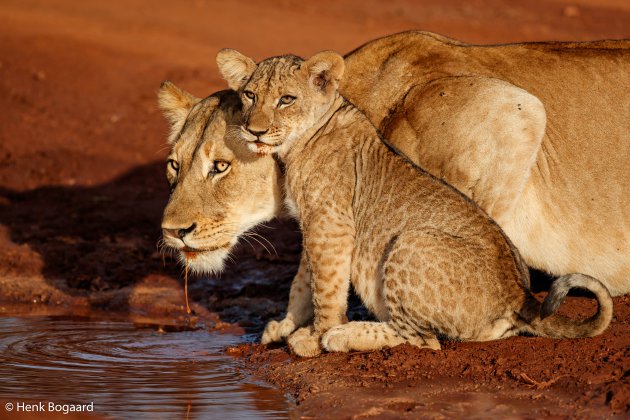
[0,0,628,418]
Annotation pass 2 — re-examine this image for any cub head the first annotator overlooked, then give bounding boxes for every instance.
[158,81,282,274]
[216,49,345,155]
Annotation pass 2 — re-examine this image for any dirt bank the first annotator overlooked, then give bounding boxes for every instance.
[0,0,628,418]
[237,291,630,418]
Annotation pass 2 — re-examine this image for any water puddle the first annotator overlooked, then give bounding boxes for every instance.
[0,315,294,419]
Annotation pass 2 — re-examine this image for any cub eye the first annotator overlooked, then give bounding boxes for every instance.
[211,160,230,175]
[168,159,179,172]
[243,91,256,101]
[278,95,296,106]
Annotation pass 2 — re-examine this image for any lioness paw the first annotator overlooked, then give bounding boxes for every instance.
[261,317,298,344]
[287,326,321,357]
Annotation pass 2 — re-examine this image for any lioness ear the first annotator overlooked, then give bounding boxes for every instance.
[157,81,200,143]
[301,51,345,93]
[216,49,257,91]
[158,81,200,125]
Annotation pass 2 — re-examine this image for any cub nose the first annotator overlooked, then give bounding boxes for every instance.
[246,127,268,137]
[163,223,197,240]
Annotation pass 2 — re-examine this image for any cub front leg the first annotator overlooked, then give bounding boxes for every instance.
[288,213,354,357]
[262,253,313,344]
[287,325,321,358]
[321,321,441,352]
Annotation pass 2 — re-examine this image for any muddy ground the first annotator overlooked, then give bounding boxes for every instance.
[0,0,628,418]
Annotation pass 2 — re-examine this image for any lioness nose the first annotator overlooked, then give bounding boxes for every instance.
[177,223,197,239]
[247,127,268,137]
[163,223,197,240]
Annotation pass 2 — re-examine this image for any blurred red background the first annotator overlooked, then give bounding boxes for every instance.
[1,0,628,191]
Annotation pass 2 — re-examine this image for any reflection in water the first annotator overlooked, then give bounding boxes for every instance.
[0,317,292,419]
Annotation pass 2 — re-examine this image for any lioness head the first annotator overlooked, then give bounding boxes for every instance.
[216,49,345,155]
[158,81,282,273]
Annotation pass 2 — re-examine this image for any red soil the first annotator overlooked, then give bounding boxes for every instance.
[0,0,628,418]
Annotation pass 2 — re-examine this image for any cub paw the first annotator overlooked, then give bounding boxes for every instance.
[321,325,351,352]
[261,316,297,344]
[287,326,322,357]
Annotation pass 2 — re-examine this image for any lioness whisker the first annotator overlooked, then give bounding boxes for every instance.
[245,231,278,256]
[239,235,258,254]
[243,232,275,256]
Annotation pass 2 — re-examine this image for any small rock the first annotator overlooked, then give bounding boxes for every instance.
[563,5,580,18]
[33,70,46,81]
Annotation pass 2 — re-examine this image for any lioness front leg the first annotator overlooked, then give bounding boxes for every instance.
[287,214,354,357]
[261,253,313,344]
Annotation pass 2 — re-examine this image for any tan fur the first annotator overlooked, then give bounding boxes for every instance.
[160,32,630,299]
[219,50,613,357]
[217,49,257,91]
[343,32,630,296]
[158,83,282,273]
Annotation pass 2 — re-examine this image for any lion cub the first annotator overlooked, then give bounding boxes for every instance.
[217,49,613,357]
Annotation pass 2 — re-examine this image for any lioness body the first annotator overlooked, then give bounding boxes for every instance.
[219,51,612,356]
[342,32,630,295]
[160,32,629,301]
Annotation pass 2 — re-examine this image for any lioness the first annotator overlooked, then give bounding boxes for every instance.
[159,86,282,272]
[215,49,612,357]
[160,32,630,298]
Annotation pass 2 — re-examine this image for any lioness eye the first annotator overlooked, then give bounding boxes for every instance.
[168,159,179,172]
[243,91,256,101]
[212,161,230,174]
[279,95,296,106]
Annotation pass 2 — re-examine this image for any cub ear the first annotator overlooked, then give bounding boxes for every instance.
[301,51,345,93]
[157,81,200,143]
[216,49,257,91]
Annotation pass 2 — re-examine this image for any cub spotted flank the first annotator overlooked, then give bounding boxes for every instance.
[217,49,613,357]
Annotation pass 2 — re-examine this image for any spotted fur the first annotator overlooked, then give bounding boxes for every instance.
[218,50,613,357]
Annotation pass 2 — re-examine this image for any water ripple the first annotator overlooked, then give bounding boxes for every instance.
[0,317,292,419]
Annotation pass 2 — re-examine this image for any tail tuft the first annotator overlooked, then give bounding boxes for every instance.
[541,276,572,319]
[534,273,613,338]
